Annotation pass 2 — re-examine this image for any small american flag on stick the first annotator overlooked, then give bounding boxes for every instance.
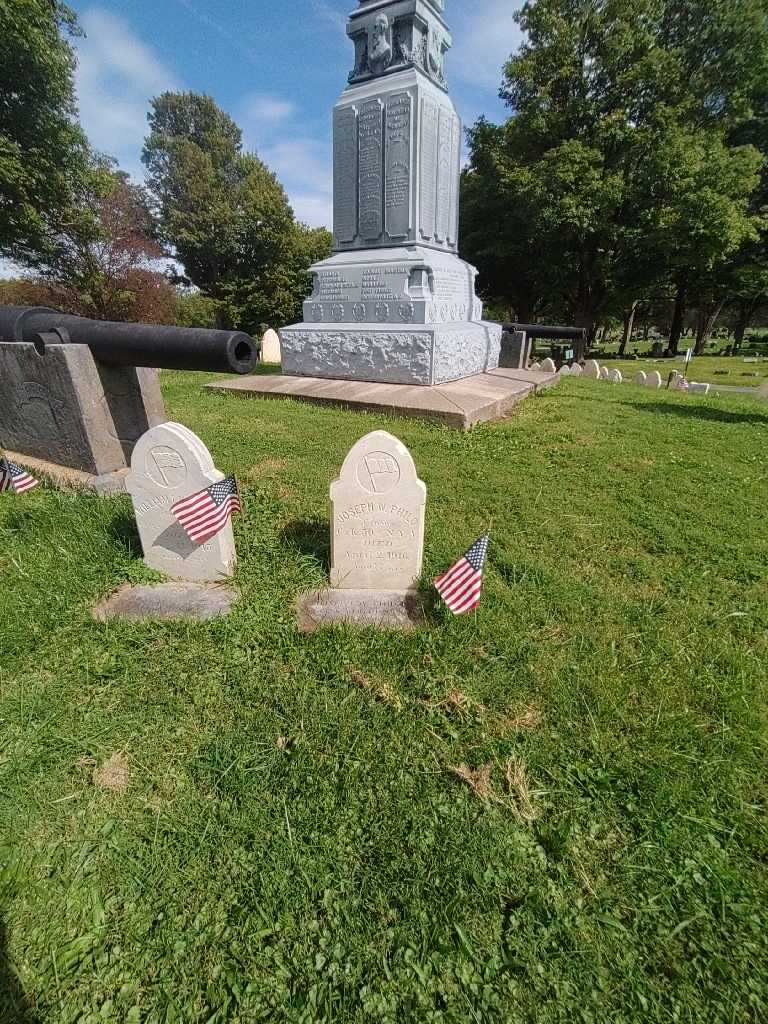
[0,458,39,494]
[434,534,490,615]
[171,475,241,545]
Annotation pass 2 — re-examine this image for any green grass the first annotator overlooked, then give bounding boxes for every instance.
[2,376,767,1023]
[597,355,768,387]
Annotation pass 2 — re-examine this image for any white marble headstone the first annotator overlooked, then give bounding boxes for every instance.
[584,360,601,378]
[600,366,611,380]
[646,371,662,389]
[127,422,236,582]
[610,369,623,384]
[570,363,583,376]
[261,328,281,365]
[540,357,557,374]
[633,371,647,386]
[330,430,426,592]
[559,364,571,376]
[530,361,541,372]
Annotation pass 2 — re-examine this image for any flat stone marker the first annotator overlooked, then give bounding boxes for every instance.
[584,360,600,378]
[646,371,662,389]
[296,588,426,633]
[126,422,236,582]
[633,371,647,386]
[94,582,236,622]
[261,328,281,365]
[610,369,623,384]
[330,430,426,591]
[689,382,711,395]
[540,358,557,374]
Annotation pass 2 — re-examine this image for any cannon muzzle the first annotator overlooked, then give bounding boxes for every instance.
[0,306,259,375]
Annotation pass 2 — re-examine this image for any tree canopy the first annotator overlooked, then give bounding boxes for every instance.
[0,0,91,263]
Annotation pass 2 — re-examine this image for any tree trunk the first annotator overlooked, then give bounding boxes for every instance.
[694,300,724,355]
[618,300,639,357]
[667,284,686,355]
[733,307,748,351]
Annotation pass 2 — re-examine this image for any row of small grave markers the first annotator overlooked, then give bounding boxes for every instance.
[532,358,711,394]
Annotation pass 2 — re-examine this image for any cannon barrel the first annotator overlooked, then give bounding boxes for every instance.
[502,322,586,342]
[0,306,259,375]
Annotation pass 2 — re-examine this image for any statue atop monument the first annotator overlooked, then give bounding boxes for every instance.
[278,0,503,388]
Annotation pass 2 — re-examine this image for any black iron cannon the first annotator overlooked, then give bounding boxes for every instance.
[0,306,259,375]
[500,322,587,368]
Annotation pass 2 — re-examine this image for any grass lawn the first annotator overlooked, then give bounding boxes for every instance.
[596,355,768,388]
[2,376,767,1023]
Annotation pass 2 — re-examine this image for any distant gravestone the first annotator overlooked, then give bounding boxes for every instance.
[570,363,583,376]
[610,369,623,384]
[689,382,711,395]
[759,380,768,398]
[330,430,426,591]
[633,371,647,386]
[540,357,557,374]
[126,422,236,582]
[600,367,611,380]
[584,360,600,378]
[530,361,541,372]
[646,371,662,389]
[559,364,571,376]
[261,328,281,365]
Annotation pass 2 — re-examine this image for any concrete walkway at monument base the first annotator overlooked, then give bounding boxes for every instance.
[205,368,559,430]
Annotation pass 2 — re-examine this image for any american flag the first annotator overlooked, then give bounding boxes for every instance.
[678,377,690,392]
[0,458,39,494]
[434,534,490,615]
[171,475,241,545]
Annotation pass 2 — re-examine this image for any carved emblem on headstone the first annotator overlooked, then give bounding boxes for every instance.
[398,302,415,322]
[353,303,367,322]
[375,302,390,322]
[146,446,187,489]
[311,304,324,322]
[331,303,345,322]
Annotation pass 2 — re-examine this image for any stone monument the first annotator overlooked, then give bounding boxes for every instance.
[297,430,427,630]
[126,422,236,583]
[279,0,502,386]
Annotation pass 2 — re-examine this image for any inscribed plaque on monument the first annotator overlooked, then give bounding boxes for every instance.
[448,114,460,247]
[330,430,426,591]
[419,97,438,242]
[359,99,384,240]
[435,107,453,243]
[334,105,358,244]
[385,92,412,239]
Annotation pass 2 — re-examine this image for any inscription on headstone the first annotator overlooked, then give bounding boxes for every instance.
[334,105,359,244]
[127,422,236,582]
[330,430,426,591]
[359,99,384,240]
[385,92,412,239]
[420,97,438,241]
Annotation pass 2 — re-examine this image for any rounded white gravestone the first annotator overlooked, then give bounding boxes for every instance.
[540,357,557,374]
[584,360,601,378]
[633,371,648,386]
[261,328,281,365]
[559,364,571,376]
[570,363,583,376]
[127,422,236,582]
[330,430,426,592]
[530,361,541,372]
[646,371,663,389]
[610,369,623,384]
[600,366,611,380]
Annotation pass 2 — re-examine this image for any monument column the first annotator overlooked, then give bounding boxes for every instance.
[280,0,502,387]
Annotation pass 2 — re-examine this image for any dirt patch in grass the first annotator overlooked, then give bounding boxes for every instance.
[349,670,403,710]
[497,703,543,733]
[450,763,495,802]
[92,753,130,793]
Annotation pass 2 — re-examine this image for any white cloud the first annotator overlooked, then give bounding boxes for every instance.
[74,7,180,180]
[241,95,297,125]
[450,0,524,92]
[261,138,333,229]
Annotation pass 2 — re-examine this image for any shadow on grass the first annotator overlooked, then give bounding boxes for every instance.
[631,401,768,426]
[282,518,331,572]
[106,509,143,559]
[0,921,38,1024]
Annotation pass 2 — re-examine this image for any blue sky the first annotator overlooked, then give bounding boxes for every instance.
[65,0,523,229]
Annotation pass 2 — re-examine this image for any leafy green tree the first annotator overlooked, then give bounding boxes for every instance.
[142,92,329,332]
[0,0,91,263]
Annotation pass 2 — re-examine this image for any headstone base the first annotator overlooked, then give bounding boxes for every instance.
[93,582,237,622]
[296,588,426,633]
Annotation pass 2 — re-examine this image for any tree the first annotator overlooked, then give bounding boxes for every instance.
[9,162,177,323]
[461,0,767,344]
[142,92,329,332]
[0,0,91,263]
